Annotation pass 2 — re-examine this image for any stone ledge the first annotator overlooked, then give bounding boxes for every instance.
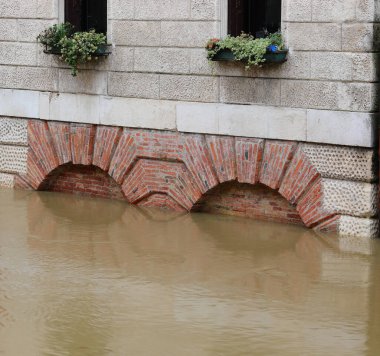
[0,89,377,148]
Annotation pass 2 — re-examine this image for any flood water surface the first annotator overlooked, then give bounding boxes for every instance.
[0,188,379,356]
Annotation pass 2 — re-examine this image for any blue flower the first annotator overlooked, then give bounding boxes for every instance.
[267,44,278,53]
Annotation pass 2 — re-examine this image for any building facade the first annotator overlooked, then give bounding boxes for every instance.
[0,0,379,237]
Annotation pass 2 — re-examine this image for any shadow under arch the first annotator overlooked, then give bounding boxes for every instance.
[191,180,304,226]
[38,163,126,201]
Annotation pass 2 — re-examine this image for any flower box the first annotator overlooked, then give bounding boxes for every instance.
[211,48,288,63]
[44,43,112,56]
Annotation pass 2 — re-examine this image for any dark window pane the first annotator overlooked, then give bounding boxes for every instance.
[228,0,281,37]
[65,0,83,31]
[86,0,107,34]
[65,0,107,33]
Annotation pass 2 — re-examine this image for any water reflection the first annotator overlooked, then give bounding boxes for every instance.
[0,189,379,355]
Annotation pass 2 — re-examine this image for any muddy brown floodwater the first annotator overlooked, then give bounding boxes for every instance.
[0,188,379,356]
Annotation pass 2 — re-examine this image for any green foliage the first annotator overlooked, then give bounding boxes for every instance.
[59,30,106,76]
[36,23,74,49]
[205,32,284,69]
[37,23,107,76]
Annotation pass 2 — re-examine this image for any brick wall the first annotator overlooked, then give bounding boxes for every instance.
[40,163,125,200]
[6,119,377,238]
[194,182,303,225]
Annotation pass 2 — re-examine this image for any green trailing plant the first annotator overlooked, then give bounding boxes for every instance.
[36,23,74,50]
[37,23,108,76]
[206,32,285,69]
[59,30,107,76]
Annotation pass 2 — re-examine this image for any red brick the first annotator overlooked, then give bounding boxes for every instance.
[122,159,202,211]
[259,141,297,190]
[235,137,263,184]
[181,134,218,193]
[296,179,334,227]
[109,129,137,184]
[314,215,340,234]
[138,193,187,212]
[93,126,122,171]
[206,135,236,183]
[48,122,72,165]
[70,124,96,165]
[279,146,320,204]
[28,120,59,174]
[41,164,125,200]
[195,181,303,225]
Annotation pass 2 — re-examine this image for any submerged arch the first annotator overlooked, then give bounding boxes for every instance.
[16,119,344,233]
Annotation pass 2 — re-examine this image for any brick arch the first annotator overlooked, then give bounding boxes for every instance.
[16,120,342,232]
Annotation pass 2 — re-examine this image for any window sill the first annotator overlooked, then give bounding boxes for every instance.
[211,49,288,64]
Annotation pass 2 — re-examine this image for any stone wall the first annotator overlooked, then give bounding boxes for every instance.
[0,0,378,137]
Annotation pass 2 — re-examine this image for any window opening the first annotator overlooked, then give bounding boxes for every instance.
[228,0,281,37]
[65,0,107,34]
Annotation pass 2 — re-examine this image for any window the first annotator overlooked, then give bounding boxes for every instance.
[64,0,107,34]
[228,0,281,37]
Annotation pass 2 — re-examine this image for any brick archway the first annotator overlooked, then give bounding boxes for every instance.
[15,120,343,233]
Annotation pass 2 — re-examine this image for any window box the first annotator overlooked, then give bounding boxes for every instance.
[43,43,112,57]
[211,48,288,64]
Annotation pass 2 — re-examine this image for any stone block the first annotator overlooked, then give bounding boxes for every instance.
[306,110,377,147]
[106,46,134,72]
[160,75,219,102]
[0,173,14,188]
[281,80,377,112]
[0,65,58,92]
[161,21,218,47]
[100,96,177,130]
[341,82,378,112]
[111,20,160,46]
[49,93,101,124]
[286,23,341,51]
[177,102,218,134]
[176,102,307,141]
[134,47,190,74]
[220,77,281,105]
[108,72,160,99]
[352,53,378,82]
[0,43,38,66]
[0,118,28,145]
[312,0,356,21]
[17,19,55,42]
[310,53,352,81]
[109,0,134,19]
[37,0,58,19]
[191,0,219,20]
[0,89,40,118]
[59,69,108,95]
[283,0,312,21]
[355,0,377,21]
[0,145,28,174]
[135,0,190,20]
[342,23,380,52]
[0,19,18,41]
